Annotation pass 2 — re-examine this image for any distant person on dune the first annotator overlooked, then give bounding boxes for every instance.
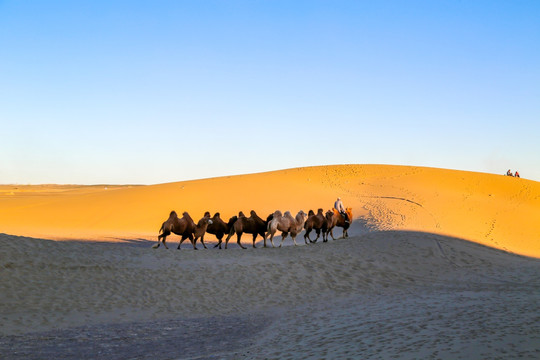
[507,169,513,176]
[515,171,520,178]
[334,197,350,223]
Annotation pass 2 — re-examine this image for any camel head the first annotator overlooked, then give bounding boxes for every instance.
[297,210,308,222]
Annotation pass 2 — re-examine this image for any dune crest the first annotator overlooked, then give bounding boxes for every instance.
[1,164,538,257]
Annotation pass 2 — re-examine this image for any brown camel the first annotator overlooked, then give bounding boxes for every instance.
[207,212,241,249]
[192,213,214,249]
[265,210,308,247]
[154,211,196,249]
[323,210,336,242]
[332,207,353,238]
[224,210,267,249]
[304,208,326,243]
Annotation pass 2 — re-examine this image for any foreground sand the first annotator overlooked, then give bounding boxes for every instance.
[1,165,539,358]
[1,230,539,359]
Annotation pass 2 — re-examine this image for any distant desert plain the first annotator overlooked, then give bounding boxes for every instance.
[1,164,539,359]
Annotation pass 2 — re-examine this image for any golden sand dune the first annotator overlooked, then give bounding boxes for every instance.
[1,164,539,256]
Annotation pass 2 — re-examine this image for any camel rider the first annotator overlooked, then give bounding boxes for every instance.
[334,197,350,223]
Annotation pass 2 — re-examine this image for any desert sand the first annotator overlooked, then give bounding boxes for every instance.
[1,164,539,359]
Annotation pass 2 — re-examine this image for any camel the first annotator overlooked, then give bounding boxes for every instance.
[304,208,326,243]
[332,207,353,238]
[265,210,308,247]
[192,213,214,249]
[224,210,267,249]
[208,212,241,249]
[323,210,336,242]
[154,211,196,249]
[154,211,213,250]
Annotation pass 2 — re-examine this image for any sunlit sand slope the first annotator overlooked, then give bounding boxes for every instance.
[1,165,539,256]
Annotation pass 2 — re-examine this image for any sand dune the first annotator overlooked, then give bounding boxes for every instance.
[1,164,539,256]
[1,165,539,358]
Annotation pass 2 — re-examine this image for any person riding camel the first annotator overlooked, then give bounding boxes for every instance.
[334,197,350,223]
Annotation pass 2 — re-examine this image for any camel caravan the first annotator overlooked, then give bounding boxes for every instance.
[153,207,353,250]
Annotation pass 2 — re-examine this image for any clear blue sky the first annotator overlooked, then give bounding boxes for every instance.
[1,0,539,184]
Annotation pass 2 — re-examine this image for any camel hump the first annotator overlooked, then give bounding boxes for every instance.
[214,212,220,218]
[204,211,211,217]
[317,208,324,213]
[169,210,178,218]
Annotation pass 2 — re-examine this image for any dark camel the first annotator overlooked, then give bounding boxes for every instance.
[224,210,267,249]
[304,208,326,243]
[205,212,240,249]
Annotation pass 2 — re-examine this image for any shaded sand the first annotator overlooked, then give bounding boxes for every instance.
[1,165,539,257]
[1,231,539,359]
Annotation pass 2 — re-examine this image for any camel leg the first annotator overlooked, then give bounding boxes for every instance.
[237,232,246,250]
[252,233,257,248]
[314,229,321,243]
[279,232,288,248]
[266,229,275,248]
[157,233,170,249]
[192,236,200,250]
[177,236,187,250]
[224,232,234,249]
[154,235,163,249]
[190,234,197,250]
[330,228,336,240]
[214,234,223,249]
[304,230,312,244]
[291,234,298,246]
[200,234,208,249]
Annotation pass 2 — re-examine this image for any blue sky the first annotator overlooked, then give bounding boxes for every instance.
[1,0,539,184]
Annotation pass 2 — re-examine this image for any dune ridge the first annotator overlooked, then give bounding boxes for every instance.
[1,164,539,257]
